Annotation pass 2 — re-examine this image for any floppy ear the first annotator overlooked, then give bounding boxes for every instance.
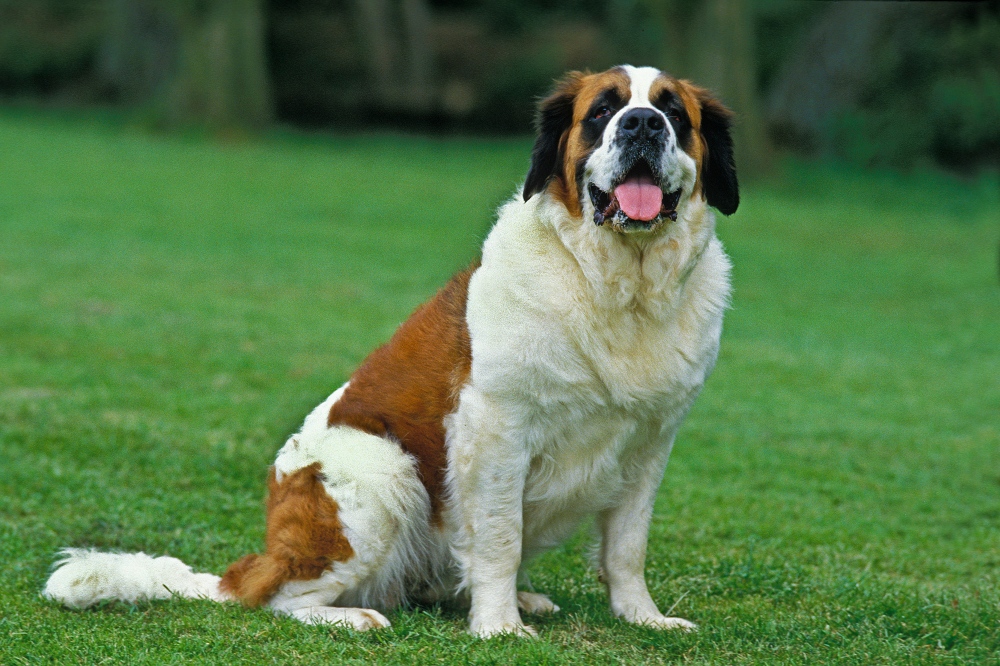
[523,73,583,202]
[697,93,739,216]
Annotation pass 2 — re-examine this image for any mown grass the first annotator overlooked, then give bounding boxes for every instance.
[0,111,998,665]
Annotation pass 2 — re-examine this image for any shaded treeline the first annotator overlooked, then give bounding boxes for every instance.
[0,0,997,171]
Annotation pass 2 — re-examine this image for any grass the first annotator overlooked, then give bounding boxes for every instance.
[0,110,998,665]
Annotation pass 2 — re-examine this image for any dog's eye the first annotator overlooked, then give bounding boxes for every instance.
[667,108,684,123]
[592,106,612,120]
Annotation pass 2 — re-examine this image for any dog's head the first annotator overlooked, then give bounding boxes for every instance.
[523,65,738,233]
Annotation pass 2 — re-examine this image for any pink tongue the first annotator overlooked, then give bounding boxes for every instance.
[613,173,663,221]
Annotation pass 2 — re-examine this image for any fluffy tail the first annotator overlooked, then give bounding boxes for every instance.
[43,548,229,609]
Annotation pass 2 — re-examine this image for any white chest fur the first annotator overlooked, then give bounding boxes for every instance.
[450,193,731,555]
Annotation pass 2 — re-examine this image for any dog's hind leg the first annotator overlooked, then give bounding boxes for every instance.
[220,424,438,630]
[513,568,559,615]
[266,569,392,631]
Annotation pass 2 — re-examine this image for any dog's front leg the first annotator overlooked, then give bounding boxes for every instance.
[597,441,696,631]
[448,395,532,638]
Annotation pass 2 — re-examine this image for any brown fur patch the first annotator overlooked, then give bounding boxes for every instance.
[326,265,477,519]
[671,78,709,198]
[677,80,737,206]
[219,463,354,607]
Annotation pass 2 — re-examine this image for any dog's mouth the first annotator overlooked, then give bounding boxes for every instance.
[589,161,682,232]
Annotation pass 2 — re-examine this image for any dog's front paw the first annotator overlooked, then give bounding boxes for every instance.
[516,591,560,615]
[629,613,697,631]
[469,618,538,639]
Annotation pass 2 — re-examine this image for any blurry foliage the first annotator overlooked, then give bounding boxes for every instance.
[0,0,997,172]
[430,0,606,35]
[0,0,104,96]
[753,0,820,94]
[828,3,1000,170]
[269,0,642,131]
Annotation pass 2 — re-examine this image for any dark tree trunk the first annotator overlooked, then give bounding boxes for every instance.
[167,0,273,128]
[100,0,272,130]
[645,0,772,177]
[351,0,435,113]
[687,0,772,176]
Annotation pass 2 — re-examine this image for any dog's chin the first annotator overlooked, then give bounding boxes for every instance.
[604,209,666,234]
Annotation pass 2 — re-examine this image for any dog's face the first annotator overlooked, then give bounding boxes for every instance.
[523,65,739,233]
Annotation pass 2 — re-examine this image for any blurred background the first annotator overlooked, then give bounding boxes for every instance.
[1,0,998,177]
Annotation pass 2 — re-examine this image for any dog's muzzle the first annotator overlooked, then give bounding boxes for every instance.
[590,109,680,232]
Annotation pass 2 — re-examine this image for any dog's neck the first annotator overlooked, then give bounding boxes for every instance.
[538,193,718,320]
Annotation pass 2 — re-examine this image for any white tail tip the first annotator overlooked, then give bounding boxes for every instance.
[43,548,226,609]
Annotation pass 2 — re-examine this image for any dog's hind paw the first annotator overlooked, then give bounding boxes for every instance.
[517,591,560,615]
[288,606,391,631]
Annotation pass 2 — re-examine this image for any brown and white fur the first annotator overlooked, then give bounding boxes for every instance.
[44,65,739,638]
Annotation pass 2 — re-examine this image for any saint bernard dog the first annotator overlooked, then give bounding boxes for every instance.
[44,65,739,637]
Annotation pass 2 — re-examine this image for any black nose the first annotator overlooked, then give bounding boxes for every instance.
[619,108,665,141]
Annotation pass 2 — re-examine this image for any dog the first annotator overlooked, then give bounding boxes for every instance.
[44,65,738,637]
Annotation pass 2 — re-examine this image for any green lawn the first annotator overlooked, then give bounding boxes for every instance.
[1,111,998,665]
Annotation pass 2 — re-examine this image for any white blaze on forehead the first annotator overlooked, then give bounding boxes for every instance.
[594,65,668,156]
[621,65,663,108]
